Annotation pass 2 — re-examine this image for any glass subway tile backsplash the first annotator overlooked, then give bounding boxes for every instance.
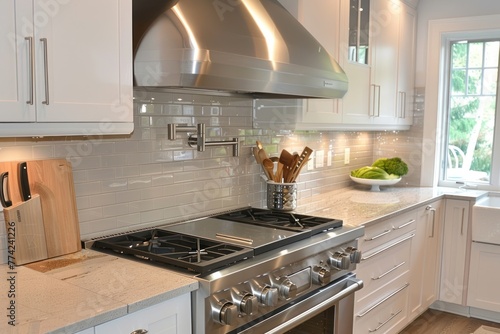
[0,89,396,264]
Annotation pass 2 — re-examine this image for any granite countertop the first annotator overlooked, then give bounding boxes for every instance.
[296,186,488,227]
[0,249,198,334]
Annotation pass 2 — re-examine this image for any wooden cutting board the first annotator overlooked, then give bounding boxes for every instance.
[0,159,81,262]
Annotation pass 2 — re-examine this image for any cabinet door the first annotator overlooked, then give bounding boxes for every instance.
[467,242,500,312]
[369,0,400,125]
[408,200,443,320]
[338,0,372,125]
[289,0,343,126]
[95,294,191,334]
[396,4,416,126]
[33,0,132,124]
[440,199,470,305]
[421,200,443,308]
[302,99,342,125]
[0,0,36,122]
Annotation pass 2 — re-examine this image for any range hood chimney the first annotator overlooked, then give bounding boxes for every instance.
[133,0,348,99]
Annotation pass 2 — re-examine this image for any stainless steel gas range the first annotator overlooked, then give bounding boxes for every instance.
[84,208,365,334]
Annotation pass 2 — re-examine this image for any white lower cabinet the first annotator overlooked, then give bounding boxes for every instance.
[467,242,500,312]
[408,200,443,320]
[354,210,417,334]
[439,199,470,305]
[354,275,410,334]
[94,294,191,334]
[354,201,448,333]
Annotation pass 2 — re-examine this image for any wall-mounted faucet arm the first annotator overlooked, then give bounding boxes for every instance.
[167,124,197,140]
[168,123,240,157]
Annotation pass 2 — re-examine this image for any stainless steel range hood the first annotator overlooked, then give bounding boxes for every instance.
[133,0,348,99]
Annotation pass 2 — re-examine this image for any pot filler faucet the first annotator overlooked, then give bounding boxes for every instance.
[167,123,240,157]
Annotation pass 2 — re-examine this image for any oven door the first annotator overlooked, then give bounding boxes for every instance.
[233,274,363,334]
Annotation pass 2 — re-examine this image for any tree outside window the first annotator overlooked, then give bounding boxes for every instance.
[445,40,499,183]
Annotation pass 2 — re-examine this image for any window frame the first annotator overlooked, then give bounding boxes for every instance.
[438,36,500,189]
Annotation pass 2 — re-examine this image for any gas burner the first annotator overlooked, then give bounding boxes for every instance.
[92,229,253,274]
[216,208,342,234]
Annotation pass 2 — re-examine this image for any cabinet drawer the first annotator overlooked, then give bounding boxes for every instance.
[359,210,417,252]
[354,277,409,334]
[356,233,412,305]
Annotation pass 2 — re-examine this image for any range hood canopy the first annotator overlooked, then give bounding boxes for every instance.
[133,0,348,99]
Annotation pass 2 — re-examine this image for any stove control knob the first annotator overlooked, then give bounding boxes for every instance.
[329,251,351,270]
[260,286,279,307]
[345,246,362,264]
[312,265,331,285]
[276,278,297,300]
[211,300,238,325]
[240,294,258,315]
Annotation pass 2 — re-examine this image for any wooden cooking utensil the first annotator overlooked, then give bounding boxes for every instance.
[279,149,295,183]
[289,146,313,182]
[276,162,284,183]
[262,158,275,182]
[253,147,262,164]
[257,149,272,180]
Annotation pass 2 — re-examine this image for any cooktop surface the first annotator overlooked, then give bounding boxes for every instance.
[162,217,308,255]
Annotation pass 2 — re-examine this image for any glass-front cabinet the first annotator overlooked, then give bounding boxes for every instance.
[348,0,370,64]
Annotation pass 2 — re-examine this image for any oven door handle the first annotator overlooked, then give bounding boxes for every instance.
[265,278,363,334]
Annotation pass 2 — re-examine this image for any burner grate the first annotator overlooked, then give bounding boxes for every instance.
[216,208,342,234]
[92,229,253,274]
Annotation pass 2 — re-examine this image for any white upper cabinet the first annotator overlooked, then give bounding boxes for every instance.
[340,0,372,125]
[0,0,133,137]
[0,0,35,122]
[369,0,401,126]
[396,4,417,126]
[256,0,416,131]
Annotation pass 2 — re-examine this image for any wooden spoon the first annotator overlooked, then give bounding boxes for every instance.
[253,146,261,164]
[279,149,295,182]
[262,158,275,182]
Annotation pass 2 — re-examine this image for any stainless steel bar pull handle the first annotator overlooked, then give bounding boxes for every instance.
[368,309,403,332]
[357,283,409,317]
[372,262,406,281]
[460,207,465,235]
[25,37,34,105]
[364,229,391,241]
[40,38,49,105]
[402,91,407,118]
[393,219,415,230]
[426,205,436,237]
[370,84,381,117]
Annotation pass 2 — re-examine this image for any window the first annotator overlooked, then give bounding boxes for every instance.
[441,39,500,187]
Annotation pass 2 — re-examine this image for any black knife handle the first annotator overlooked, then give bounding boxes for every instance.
[18,162,31,201]
[0,172,12,208]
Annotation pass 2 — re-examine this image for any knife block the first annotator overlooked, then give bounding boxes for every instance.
[3,194,48,265]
